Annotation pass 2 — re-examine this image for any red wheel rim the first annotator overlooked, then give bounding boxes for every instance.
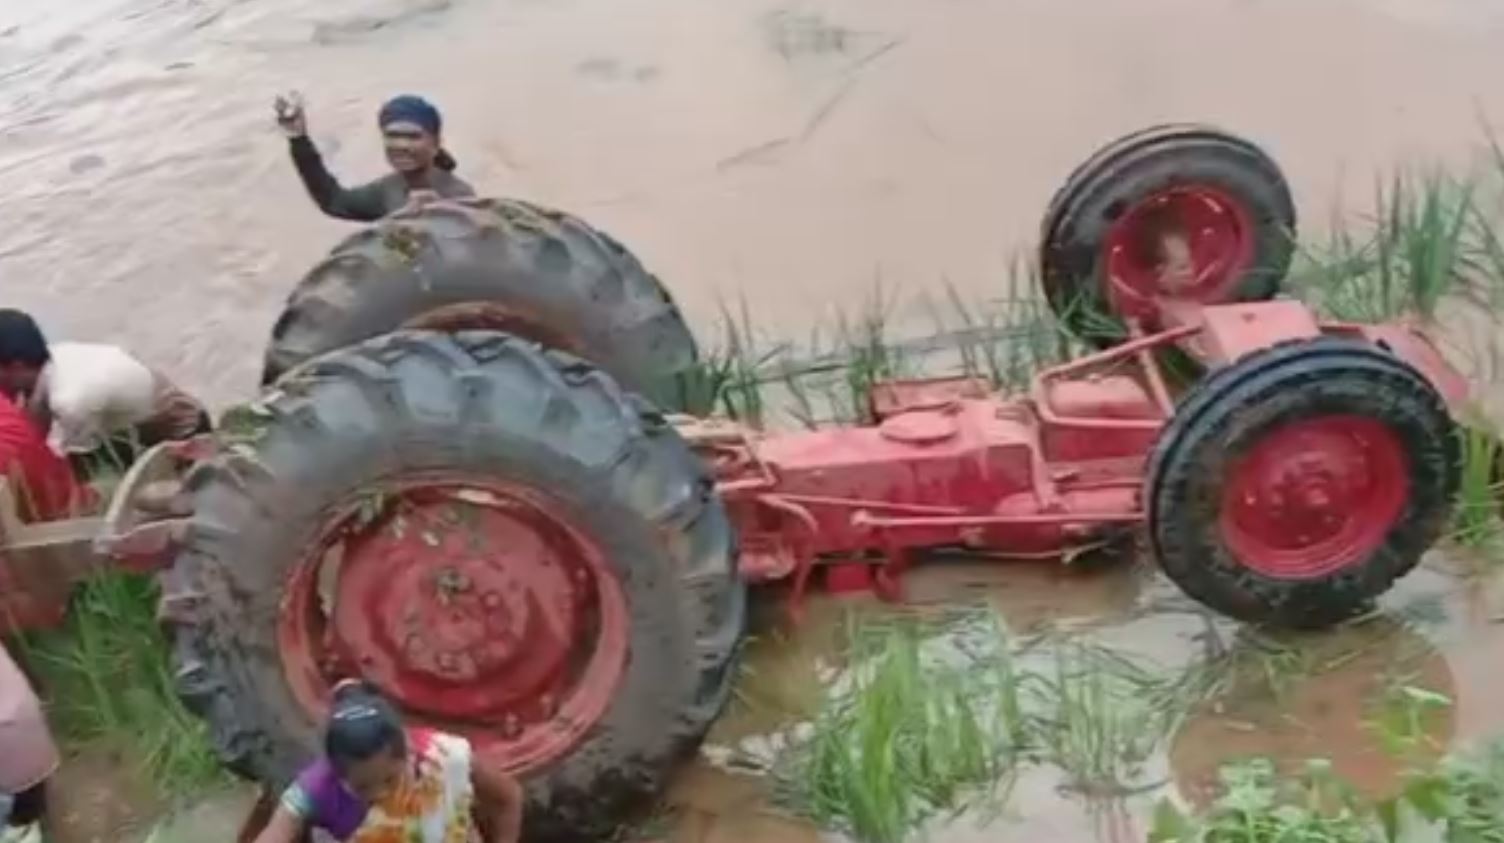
[1219,416,1409,580]
[278,474,628,775]
[1103,185,1255,320]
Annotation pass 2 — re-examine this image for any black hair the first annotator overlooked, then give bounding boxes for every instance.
[325,680,406,775]
[0,309,50,368]
[434,148,458,172]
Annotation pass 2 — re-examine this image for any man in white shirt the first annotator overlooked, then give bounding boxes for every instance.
[0,310,209,465]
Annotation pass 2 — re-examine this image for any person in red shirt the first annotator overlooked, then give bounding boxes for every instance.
[0,392,89,523]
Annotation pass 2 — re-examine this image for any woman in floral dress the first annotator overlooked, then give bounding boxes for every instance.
[244,681,524,843]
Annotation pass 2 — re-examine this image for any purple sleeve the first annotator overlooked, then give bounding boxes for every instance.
[287,758,369,840]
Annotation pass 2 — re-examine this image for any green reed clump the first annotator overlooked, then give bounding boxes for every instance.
[929,266,1081,394]
[1022,640,1169,796]
[781,611,1019,843]
[15,572,226,801]
[1450,423,1504,555]
[832,284,908,424]
[1292,169,1491,322]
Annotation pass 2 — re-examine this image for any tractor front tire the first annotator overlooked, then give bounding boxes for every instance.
[166,331,744,841]
[1041,125,1296,346]
[1146,338,1457,628]
[263,199,710,414]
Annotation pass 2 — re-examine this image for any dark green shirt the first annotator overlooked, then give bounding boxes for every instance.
[288,136,476,222]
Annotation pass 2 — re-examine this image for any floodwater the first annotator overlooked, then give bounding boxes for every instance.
[6,0,1504,408]
[10,0,1504,841]
[653,548,1504,843]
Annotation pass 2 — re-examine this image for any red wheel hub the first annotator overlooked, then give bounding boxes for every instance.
[1103,185,1255,319]
[1219,416,1409,579]
[278,476,628,774]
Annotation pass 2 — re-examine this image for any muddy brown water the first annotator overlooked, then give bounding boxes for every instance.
[6,0,1504,409]
[9,0,1504,841]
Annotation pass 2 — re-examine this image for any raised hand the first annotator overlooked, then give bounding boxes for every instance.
[274,91,308,138]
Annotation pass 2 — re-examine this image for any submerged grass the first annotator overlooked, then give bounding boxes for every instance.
[778,613,1215,841]
[778,610,1019,843]
[14,572,226,802]
[1022,640,1168,796]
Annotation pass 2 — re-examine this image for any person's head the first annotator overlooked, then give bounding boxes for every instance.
[377,95,457,176]
[0,309,50,398]
[325,680,408,803]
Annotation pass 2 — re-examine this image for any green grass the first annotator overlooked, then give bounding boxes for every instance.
[1291,168,1489,322]
[776,614,1218,841]
[926,269,1083,394]
[1021,641,1167,796]
[13,573,226,803]
[777,610,1019,843]
[1450,422,1504,555]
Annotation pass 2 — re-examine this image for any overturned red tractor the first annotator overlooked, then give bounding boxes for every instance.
[0,126,1469,839]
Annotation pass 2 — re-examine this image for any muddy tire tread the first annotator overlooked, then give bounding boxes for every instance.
[263,199,709,414]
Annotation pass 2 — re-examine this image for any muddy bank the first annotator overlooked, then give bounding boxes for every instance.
[6,0,1504,407]
[39,745,253,843]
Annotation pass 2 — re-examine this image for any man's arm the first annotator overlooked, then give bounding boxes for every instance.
[471,764,524,843]
[288,137,390,222]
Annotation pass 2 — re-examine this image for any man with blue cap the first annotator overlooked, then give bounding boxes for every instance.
[275,92,476,222]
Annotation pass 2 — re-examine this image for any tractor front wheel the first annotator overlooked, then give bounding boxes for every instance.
[1146,338,1458,628]
[1040,125,1297,345]
[164,332,744,841]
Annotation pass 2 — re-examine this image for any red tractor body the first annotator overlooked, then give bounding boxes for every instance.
[686,298,1467,612]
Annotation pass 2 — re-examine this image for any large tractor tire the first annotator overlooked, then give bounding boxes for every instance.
[1040,125,1297,345]
[165,331,745,841]
[262,199,711,414]
[1146,337,1457,628]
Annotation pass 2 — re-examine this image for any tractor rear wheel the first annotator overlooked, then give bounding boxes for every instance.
[1146,338,1458,628]
[262,199,710,414]
[165,331,744,841]
[1040,125,1297,345]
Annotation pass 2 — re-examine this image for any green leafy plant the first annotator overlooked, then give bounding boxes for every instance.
[1382,741,1504,842]
[1150,758,1376,843]
[1367,681,1453,761]
[14,573,226,801]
